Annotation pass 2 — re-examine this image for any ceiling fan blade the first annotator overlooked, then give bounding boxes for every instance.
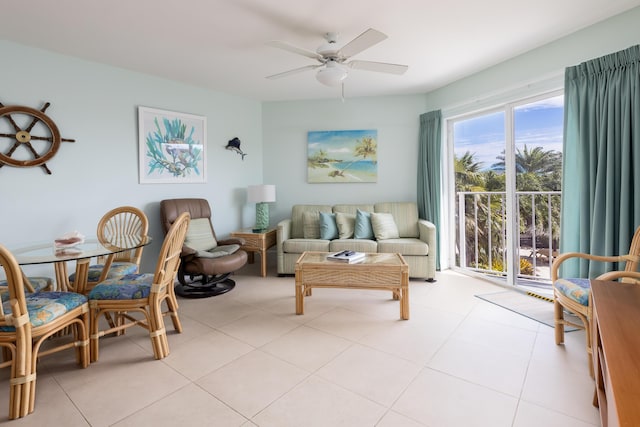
[348,60,408,75]
[339,28,388,59]
[265,64,322,80]
[266,40,324,61]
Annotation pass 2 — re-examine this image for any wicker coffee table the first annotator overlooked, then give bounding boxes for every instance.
[295,251,410,320]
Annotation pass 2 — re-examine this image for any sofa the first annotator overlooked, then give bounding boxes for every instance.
[276,202,436,280]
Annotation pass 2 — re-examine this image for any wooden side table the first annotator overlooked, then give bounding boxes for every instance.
[230,228,276,277]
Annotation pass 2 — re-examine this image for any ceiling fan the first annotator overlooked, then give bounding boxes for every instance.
[265,28,408,87]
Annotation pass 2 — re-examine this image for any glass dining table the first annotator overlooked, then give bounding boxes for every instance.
[12,235,152,294]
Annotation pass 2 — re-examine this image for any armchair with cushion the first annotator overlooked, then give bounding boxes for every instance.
[552,226,640,376]
[160,198,248,298]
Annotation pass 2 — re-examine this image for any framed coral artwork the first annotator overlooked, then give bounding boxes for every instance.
[307,129,378,183]
[138,106,207,184]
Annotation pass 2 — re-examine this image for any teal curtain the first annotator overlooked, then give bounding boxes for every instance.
[417,110,442,270]
[561,45,640,277]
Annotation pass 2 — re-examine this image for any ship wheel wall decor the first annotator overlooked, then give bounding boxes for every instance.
[0,101,75,174]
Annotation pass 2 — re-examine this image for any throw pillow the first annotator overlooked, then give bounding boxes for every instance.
[319,212,338,240]
[370,212,400,240]
[302,211,320,239]
[354,209,374,239]
[335,212,356,239]
[185,218,217,251]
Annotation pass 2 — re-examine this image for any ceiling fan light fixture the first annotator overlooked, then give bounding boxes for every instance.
[266,28,407,89]
[316,62,348,87]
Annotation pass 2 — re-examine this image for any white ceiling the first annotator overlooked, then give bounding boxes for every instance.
[2,0,639,101]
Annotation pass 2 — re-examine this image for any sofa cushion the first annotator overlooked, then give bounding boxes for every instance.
[283,238,330,253]
[329,239,378,253]
[302,211,320,239]
[319,212,338,240]
[377,238,429,256]
[354,209,374,239]
[335,212,356,239]
[371,212,400,240]
[374,202,420,238]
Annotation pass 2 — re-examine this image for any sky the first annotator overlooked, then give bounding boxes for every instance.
[453,95,564,170]
[308,129,377,161]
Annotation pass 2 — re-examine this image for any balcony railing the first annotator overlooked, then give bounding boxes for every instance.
[457,191,561,282]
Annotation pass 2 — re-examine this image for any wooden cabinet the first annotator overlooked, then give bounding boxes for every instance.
[591,280,640,427]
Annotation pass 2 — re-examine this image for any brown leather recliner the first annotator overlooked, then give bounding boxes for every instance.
[160,198,248,298]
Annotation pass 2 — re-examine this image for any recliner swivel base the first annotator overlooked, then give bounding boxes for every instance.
[175,273,235,298]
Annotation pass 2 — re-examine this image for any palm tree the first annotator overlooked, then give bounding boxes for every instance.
[331,137,378,177]
[491,145,562,252]
[491,145,561,179]
[454,152,493,266]
[455,151,485,191]
[354,136,377,161]
[308,149,330,169]
[516,145,561,175]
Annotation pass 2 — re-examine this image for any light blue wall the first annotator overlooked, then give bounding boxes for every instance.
[425,6,640,112]
[262,95,428,223]
[0,41,263,274]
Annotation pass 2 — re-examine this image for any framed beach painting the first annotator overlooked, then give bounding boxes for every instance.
[138,106,207,184]
[307,129,378,183]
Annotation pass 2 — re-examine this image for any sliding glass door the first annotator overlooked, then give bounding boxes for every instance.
[449,92,563,291]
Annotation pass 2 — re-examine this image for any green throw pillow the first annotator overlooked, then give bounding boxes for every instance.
[319,212,338,240]
[354,209,374,239]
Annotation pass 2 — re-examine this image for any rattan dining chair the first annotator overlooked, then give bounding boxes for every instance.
[87,212,190,362]
[69,206,149,293]
[0,244,89,420]
[552,226,640,376]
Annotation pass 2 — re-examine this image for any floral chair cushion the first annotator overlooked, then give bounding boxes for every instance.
[554,278,591,306]
[0,276,53,302]
[0,291,88,331]
[88,273,154,300]
[69,262,138,283]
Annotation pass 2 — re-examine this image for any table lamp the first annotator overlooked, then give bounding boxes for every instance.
[248,184,276,232]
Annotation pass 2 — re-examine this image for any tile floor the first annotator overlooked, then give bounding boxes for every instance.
[0,255,601,426]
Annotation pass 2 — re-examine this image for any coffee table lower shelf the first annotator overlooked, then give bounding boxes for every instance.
[294,251,409,320]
